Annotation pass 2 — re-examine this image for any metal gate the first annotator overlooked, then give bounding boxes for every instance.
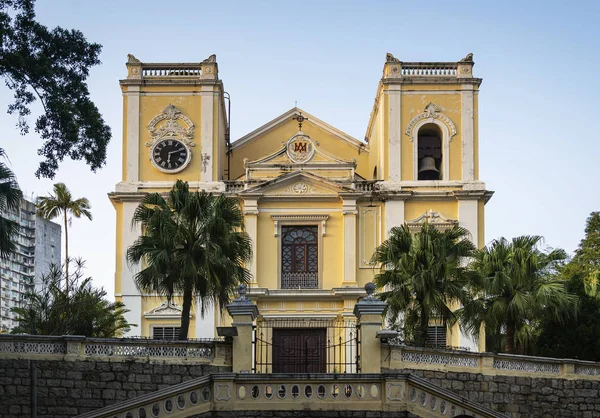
[252,318,360,373]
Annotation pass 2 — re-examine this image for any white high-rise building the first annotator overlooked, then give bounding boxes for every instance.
[0,197,61,331]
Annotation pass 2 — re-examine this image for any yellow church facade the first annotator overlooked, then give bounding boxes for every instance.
[110,53,492,352]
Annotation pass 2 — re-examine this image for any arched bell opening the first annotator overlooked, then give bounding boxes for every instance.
[417,123,442,180]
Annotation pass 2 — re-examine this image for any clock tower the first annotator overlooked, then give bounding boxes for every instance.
[110,54,228,338]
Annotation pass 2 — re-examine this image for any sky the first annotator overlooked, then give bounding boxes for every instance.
[1,0,599,298]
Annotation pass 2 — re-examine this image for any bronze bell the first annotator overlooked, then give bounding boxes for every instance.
[418,157,439,173]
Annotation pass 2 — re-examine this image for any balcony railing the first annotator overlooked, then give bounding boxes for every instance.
[281,272,318,289]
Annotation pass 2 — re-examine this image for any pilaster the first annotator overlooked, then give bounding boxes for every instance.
[461,84,475,181]
[387,85,402,182]
[384,199,406,237]
[457,197,479,247]
[243,199,259,284]
[341,196,359,285]
[201,85,215,181]
[125,85,140,183]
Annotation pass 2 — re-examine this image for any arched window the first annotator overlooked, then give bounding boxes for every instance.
[417,123,442,180]
[281,226,318,289]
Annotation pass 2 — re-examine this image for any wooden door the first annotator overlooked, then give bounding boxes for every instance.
[272,328,326,373]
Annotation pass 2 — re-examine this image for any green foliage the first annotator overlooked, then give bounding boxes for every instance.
[534,212,600,361]
[36,182,92,289]
[458,236,577,354]
[0,0,111,178]
[534,269,600,361]
[571,212,600,296]
[127,180,253,340]
[11,259,132,337]
[0,148,23,258]
[371,223,476,346]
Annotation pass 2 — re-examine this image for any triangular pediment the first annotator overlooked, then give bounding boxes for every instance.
[241,171,354,198]
[232,107,365,151]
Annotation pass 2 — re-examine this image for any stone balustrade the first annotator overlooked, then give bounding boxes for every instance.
[0,334,231,366]
[75,373,505,418]
[384,344,600,380]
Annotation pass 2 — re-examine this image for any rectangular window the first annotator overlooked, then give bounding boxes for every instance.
[152,326,180,340]
[426,326,447,348]
[281,226,318,289]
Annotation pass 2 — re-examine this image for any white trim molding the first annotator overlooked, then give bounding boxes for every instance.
[405,103,457,181]
[271,214,329,236]
[125,86,140,183]
[461,84,475,181]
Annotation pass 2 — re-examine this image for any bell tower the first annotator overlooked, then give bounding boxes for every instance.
[110,54,228,337]
[367,53,493,351]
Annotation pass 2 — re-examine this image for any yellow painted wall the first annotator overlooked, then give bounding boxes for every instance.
[231,119,368,180]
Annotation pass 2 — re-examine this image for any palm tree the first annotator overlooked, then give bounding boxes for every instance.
[0,148,23,258]
[458,236,578,354]
[371,223,476,346]
[11,260,132,337]
[127,180,252,340]
[36,183,92,290]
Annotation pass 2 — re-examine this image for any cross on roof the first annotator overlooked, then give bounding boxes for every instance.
[293,112,308,131]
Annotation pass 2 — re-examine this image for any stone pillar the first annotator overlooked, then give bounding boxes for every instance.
[226,284,258,373]
[353,283,386,373]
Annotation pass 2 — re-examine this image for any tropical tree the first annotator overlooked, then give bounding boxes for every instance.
[534,212,600,361]
[458,236,577,354]
[371,223,476,346]
[0,148,23,258]
[127,180,252,340]
[11,259,132,337]
[1,0,111,178]
[36,183,92,289]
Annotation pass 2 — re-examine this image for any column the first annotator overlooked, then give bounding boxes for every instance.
[243,199,259,285]
[353,283,386,373]
[384,199,405,237]
[125,85,140,183]
[461,84,475,181]
[226,284,258,373]
[388,85,402,182]
[120,200,142,336]
[342,197,358,285]
[457,197,479,351]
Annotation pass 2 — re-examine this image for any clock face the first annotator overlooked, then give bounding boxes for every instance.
[151,139,190,172]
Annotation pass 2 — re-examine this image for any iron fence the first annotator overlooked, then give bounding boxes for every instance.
[253,318,359,373]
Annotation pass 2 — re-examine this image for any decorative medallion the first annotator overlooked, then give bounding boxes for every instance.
[286,133,315,164]
[291,182,309,194]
